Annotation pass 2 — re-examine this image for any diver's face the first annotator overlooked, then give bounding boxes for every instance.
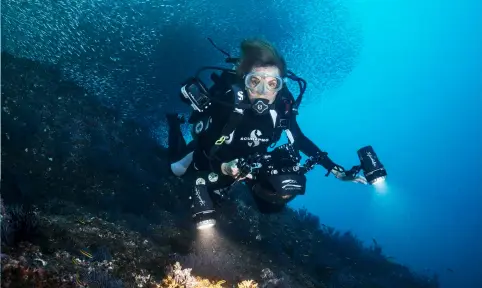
[245,66,283,104]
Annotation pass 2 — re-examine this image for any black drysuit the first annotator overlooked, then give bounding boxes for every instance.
[168,75,338,213]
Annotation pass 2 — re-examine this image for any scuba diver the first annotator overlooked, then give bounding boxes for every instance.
[167,38,382,229]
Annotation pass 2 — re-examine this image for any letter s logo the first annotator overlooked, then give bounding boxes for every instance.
[248,129,262,147]
[237,91,244,101]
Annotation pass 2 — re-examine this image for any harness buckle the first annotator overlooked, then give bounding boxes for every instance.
[279,118,289,129]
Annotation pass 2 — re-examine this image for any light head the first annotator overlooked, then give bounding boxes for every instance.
[357,146,387,185]
[196,218,216,230]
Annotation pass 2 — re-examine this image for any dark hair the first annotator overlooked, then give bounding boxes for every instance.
[236,38,287,77]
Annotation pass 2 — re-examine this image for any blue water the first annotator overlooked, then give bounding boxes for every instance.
[2,0,481,286]
[289,1,482,287]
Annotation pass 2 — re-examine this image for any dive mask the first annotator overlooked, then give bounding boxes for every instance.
[245,72,283,95]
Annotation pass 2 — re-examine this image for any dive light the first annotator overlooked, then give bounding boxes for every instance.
[357,146,387,185]
[191,177,216,230]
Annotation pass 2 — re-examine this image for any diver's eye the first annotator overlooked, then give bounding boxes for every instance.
[268,80,278,89]
[250,78,261,87]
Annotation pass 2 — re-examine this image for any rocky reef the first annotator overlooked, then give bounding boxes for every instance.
[0,52,439,287]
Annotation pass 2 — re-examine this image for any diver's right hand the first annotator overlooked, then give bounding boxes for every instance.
[221,159,240,177]
[221,159,252,180]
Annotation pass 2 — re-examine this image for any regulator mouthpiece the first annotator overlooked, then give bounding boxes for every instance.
[191,177,216,230]
[357,146,387,185]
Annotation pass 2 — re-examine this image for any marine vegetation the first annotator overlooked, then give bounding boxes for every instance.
[1,53,440,287]
[1,203,40,247]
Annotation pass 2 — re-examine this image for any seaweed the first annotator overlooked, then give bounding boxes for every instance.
[1,204,40,247]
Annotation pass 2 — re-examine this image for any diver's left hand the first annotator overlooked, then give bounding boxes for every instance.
[330,165,368,185]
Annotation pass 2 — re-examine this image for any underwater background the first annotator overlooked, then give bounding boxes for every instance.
[288,1,482,288]
[1,0,481,287]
